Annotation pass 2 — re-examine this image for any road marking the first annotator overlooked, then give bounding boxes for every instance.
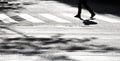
[82,13,120,23]
[0,14,19,23]
[17,13,45,23]
[39,14,72,23]
[62,13,80,20]
[96,14,120,23]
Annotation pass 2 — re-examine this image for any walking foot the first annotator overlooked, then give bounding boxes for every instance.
[74,15,84,20]
[90,14,96,19]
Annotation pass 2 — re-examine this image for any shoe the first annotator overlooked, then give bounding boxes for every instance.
[74,15,83,20]
[90,13,95,19]
[90,17,96,20]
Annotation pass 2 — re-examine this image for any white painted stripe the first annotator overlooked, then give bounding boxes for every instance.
[8,2,21,4]
[40,14,71,23]
[82,13,120,23]
[95,14,120,23]
[17,13,45,23]
[62,13,80,20]
[63,13,89,20]
[0,14,19,23]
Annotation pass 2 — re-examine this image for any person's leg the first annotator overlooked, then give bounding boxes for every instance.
[75,0,83,20]
[83,0,95,19]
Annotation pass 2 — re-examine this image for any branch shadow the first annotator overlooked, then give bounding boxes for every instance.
[0,5,25,13]
[0,35,120,57]
[0,36,96,56]
[41,55,78,61]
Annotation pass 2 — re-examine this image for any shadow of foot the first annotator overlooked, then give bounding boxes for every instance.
[83,20,97,25]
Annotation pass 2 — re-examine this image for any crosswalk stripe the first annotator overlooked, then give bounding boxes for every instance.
[82,13,120,23]
[39,14,72,23]
[62,13,81,20]
[0,14,19,23]
[95,14,120,23]
[1,13,119,24]
[17,13,45,23]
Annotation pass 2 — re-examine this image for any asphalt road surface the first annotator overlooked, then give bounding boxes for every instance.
[0,0,120,61]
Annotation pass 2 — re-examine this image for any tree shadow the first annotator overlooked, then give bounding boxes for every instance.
[0,35,120,57]
[0,5,25,13]
[89,44,120,53]
[22,2,38,5]
[0,36,96,56]
[41,55,78,61]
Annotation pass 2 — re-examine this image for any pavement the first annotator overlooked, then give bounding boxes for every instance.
[0,0,120,61]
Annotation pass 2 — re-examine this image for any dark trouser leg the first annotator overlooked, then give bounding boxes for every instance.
[83,1,95,18]
[75,0,83,20]
[76,0,82,17]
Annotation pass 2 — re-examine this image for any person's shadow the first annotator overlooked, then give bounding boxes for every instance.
[82,20,97,25]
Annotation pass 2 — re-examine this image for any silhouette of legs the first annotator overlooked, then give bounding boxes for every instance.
[82,0,95,19]
[74,0,83,20]
[75,0,95,20]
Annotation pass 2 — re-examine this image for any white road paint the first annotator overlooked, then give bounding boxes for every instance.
[82,13,120,23]
[96,14,120,23]
[17,13,45,23]
[62,13,80,20]
[1,13,120,24]
[0,14,19,23]
[40,13,72,23]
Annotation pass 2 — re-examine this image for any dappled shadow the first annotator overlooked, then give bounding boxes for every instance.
[0,5,25,13]
[0,26,29,38]
[59,42,120,53]
[0,26,120,56]
[0,34,120,56]
[89,45,120,53]
[0,36,96,56]
[0,0,30,13]
[22,2,38,5]
[10,15,25,21]
[41,55,78,61]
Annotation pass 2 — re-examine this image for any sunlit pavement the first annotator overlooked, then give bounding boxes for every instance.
[0,0,120,61]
